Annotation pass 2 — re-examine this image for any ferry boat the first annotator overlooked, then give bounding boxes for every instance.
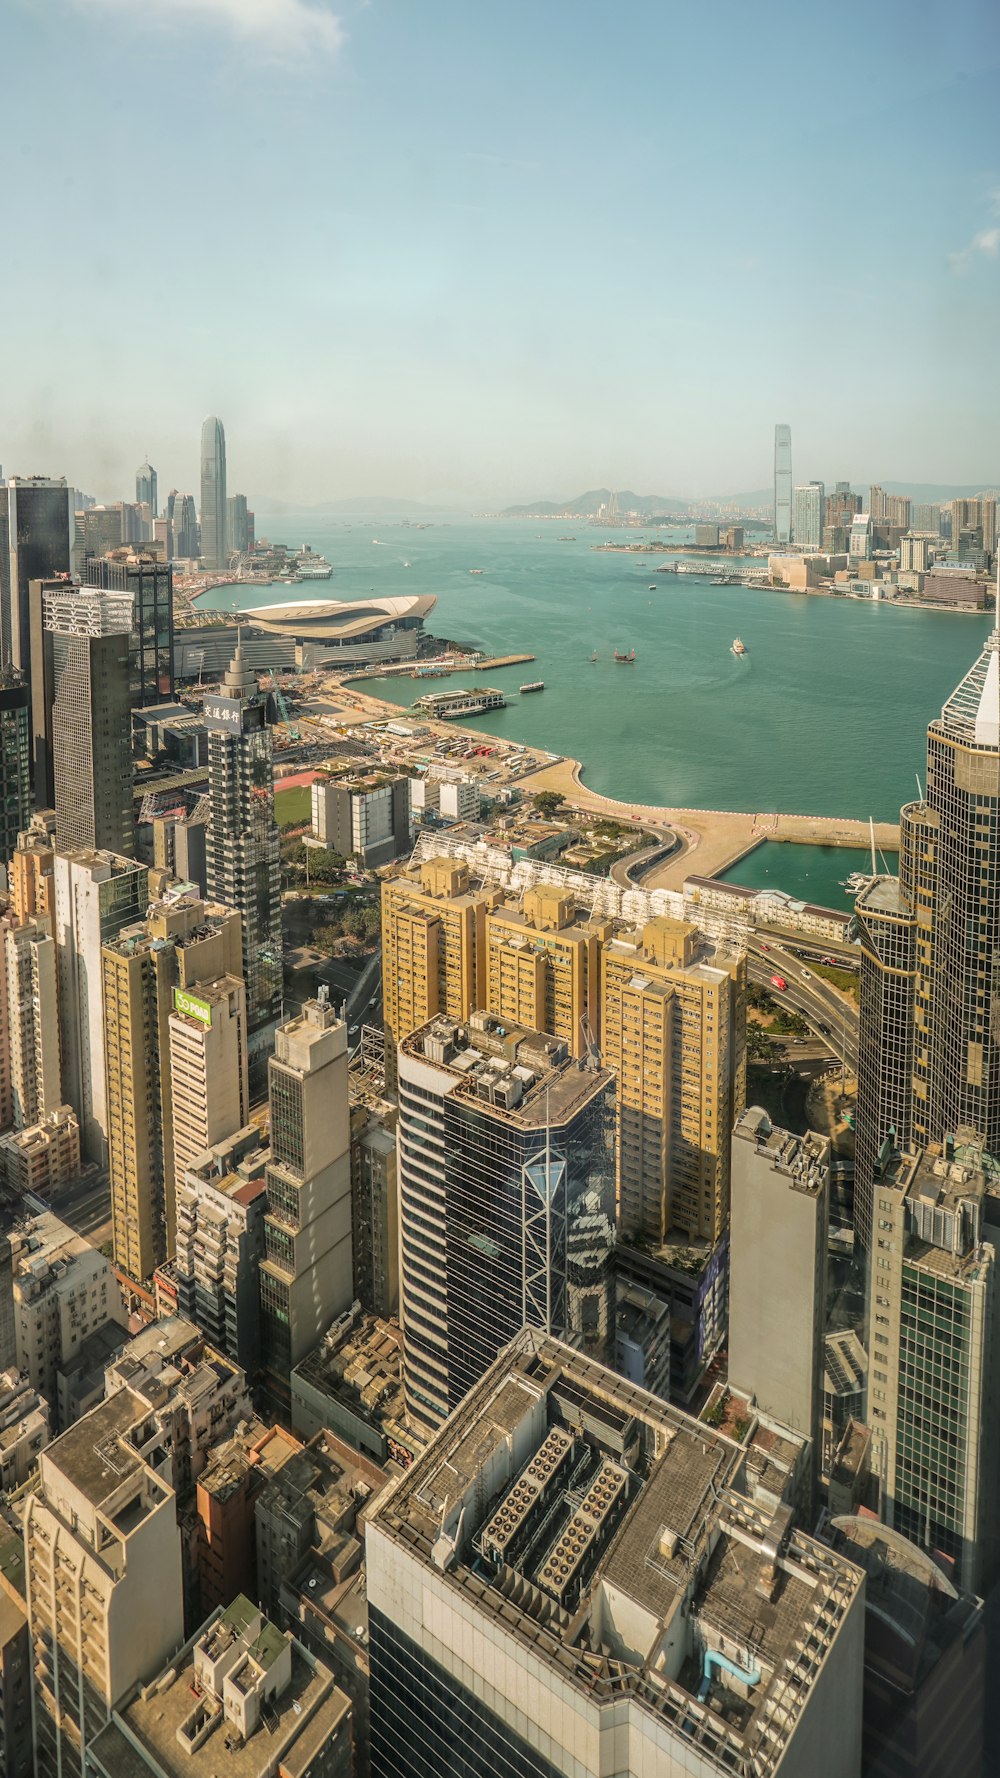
[412,685,507,719]
[648,584,657,591]
[613,648,636,664]
[731,637,748,657]
[469,567,485,575]
[519,681,544,694]
[294,546,333,580]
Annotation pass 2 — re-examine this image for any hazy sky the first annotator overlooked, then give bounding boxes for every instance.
[4,0,999,505]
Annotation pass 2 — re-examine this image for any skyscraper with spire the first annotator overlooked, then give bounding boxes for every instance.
[199,415,227,568]
[855,590,1000,1248]
[204,643,281,1047]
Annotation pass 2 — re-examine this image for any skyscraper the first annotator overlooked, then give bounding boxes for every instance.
[792,480,825,550]
[381,854,499,1086]
[39,584,134,856]
[199,415,227,569]
[86,549,175,706]
[367,1330,866,1778]
[102,895,243,1287]
[226,491,250,556]
[773,422,792,544]
[135,459,157,518]
[259,995,352,1411]
[204,645,282,1044]
[0,475,72,673]
[167,490,198,558]
[855,616,1000,1249]
[601,915,745,1247]
[396,1010,615,1435]
[25,1393,185,1778]
[867,1145,998,1595]
[0,666,31,875]
[53,848,149,1163]
[729,1109,828,1466]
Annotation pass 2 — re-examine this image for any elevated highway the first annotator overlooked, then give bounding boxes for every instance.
[748,934,859,1071]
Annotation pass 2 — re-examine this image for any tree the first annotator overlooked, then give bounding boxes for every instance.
[746,1024,776,1062]
[533,790,565,817]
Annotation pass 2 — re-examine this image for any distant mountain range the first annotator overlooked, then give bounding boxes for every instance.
[500,481,998,518]
[261,495,463,517]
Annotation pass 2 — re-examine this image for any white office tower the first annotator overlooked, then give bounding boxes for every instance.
[25,1393,185,1778]
[367,1331,865,1778]
[52,849,148,1164]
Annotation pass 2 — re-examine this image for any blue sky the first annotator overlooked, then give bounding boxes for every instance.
[3,0,998,504]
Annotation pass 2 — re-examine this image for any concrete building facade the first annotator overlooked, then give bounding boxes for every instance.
[260,997,352,1411]
[729,1109,829,1463]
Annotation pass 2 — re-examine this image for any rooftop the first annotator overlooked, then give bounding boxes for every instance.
[45,1390,144,1506]
[938,630,1000,747]
[855,874,911,918]
[733,1107,829,1197]
[401,1011,614,1129]
[89,1613,350,1778]
[369,1331,863,1776]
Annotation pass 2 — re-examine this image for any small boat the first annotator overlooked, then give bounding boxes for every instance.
[731,637,748,657]
[590,650,598,662]
[648,584,657,591]
[614,648,636,664]
[839,871,869,893]
[520,681,544,694]
[469,568,485,575]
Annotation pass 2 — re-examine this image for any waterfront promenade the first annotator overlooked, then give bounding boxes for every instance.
[327,679,900,888]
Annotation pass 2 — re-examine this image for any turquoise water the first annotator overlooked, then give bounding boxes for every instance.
[719,842,899,913]
[198,518,990,822]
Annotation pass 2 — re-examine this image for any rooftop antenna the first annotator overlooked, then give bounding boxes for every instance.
[995,556,1000,640]
[916,771,925,803]
[869,815,877,878]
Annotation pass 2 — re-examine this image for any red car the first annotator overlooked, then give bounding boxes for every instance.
[770,974,788,991]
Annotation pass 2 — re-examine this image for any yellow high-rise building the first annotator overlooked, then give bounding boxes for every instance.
[485,885,609,1056]
[601,916,745,1246]
[102,896,243,1285]
[381,856,499,1079]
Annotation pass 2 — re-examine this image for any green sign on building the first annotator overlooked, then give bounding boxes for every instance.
[172,987,212,1026]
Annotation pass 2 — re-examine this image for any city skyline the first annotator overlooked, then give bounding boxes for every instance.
[3,2,997,504]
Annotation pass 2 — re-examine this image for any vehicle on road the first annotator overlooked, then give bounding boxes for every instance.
[759,943,770,952]
[770,974,788,991]
[801,968,813,980]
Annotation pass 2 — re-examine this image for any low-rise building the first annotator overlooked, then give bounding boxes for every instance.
[292,1307,417,1469]
[0,1367,50,1489]
[11,1208,120,1424]
[87,1595,352,1778]
[0,1106,81,1199]
[311,767,410,867]
[104,1315,252,1495]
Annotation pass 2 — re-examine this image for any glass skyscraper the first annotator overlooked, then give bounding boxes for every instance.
[855,620,1000,1248]
[135,459,157,519]
[204,645,282,1043]
[199,415,227,569]
[773,422,792,544]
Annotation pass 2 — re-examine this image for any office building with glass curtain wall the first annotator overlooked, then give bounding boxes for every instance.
[773,422,792,544]
[855,608,1000,1249]
[396,1011,615,1436]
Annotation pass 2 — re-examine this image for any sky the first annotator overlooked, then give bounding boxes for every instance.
[3,0,999,506]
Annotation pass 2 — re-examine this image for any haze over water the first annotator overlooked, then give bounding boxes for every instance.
[201,519,990,824]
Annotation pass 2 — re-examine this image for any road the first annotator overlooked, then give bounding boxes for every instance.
[748,935,859,1072]
[52,1173,112,1249]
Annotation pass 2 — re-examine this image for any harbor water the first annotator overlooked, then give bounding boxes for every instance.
[197,517,989,827]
